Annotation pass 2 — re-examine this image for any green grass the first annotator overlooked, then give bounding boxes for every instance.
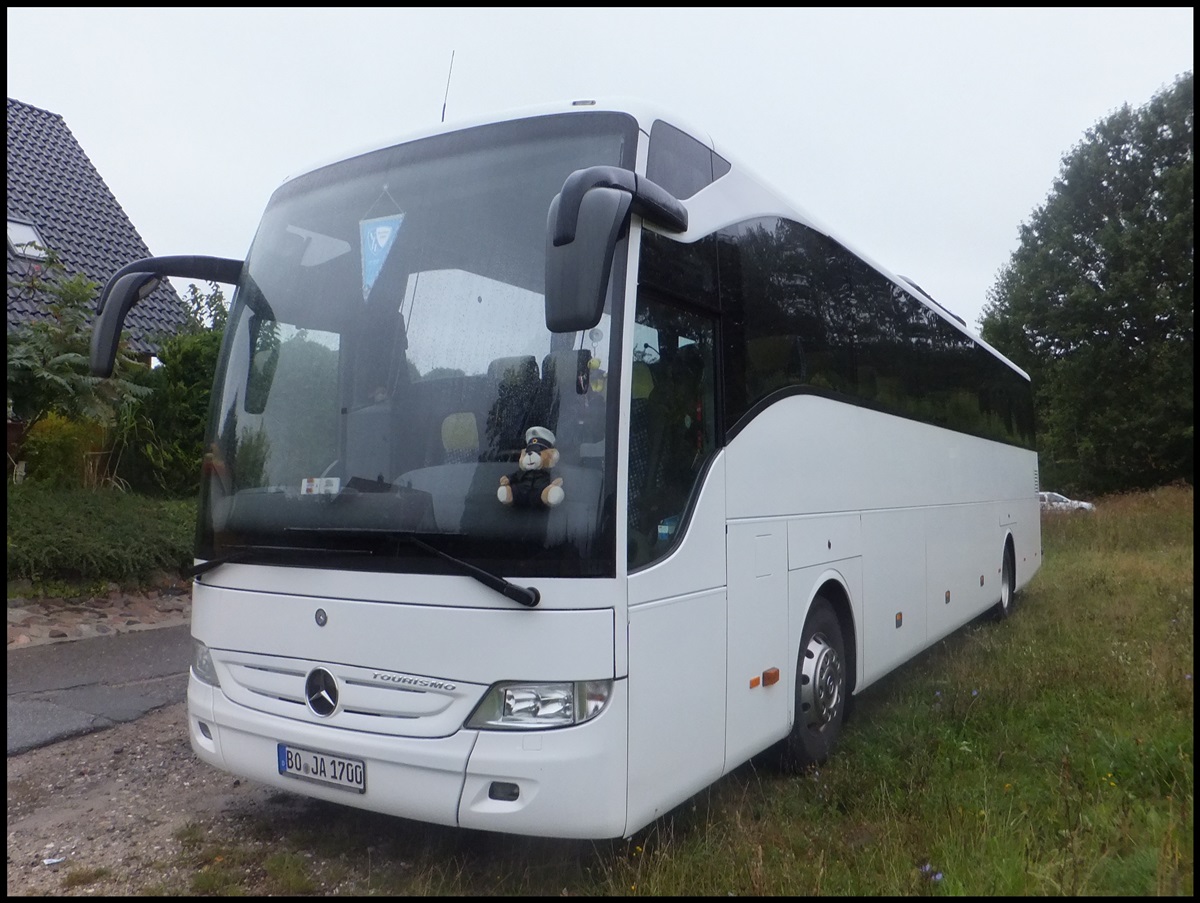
[131,485,1200,894]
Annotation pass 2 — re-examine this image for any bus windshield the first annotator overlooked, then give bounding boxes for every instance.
[198,112,637,579]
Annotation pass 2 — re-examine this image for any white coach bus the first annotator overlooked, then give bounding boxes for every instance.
[90,98,1041,839]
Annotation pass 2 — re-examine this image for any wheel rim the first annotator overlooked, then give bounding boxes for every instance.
[800,631,843,731]
[1000,551,1013,612]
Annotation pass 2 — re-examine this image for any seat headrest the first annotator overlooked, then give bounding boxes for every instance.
[441,412,479,451]
[488,355,538,382]
[632,361,654,399]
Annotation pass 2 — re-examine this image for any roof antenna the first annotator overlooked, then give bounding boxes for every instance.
[441,50,456,123]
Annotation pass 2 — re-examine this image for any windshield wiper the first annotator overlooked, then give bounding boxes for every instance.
[192,552,248,578]
[284,527,541,608]
[192,544,372,580]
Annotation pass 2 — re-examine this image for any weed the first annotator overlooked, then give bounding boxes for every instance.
[61,866,112,888]
[263,851,317,895]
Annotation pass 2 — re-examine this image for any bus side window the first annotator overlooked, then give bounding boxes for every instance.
[627,359,656,533]
[628,295,716,569]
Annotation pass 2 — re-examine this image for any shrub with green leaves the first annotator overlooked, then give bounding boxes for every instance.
[6,483,196,584]
[6,251,148,434]
[115,281,228,497]
[19,412,107,489]
[119,329,223,497]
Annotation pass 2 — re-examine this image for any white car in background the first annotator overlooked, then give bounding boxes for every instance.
[1039,491,1095,512]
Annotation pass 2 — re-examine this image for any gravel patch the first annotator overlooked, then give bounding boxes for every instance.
[6,703,274,896]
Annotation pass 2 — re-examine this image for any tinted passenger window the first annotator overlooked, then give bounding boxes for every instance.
[646,120,729,200]
[719,217,1034,448]
[639,230,719,312]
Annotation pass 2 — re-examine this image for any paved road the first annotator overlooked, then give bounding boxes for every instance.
[6,625,191,755]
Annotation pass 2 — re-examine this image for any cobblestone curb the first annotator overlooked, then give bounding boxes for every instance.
[7,586,191,648]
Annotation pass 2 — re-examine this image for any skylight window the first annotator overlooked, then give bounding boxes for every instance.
[7,220,49,259]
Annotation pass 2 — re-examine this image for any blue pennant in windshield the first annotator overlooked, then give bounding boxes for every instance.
[360,213,404,301]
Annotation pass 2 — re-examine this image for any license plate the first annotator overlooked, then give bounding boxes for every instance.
[277,743,366,793]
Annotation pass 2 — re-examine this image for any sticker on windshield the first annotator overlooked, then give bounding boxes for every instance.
[301,477,340,495]
[360,213,404,301]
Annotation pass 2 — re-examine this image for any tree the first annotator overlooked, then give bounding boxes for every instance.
[177,279,228,334]
[981,72,1193,494]
[7,250,149,433]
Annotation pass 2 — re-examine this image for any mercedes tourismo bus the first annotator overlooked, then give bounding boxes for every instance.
[90,99,1041,839]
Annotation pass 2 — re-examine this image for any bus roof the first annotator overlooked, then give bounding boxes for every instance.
[281,97,704,186]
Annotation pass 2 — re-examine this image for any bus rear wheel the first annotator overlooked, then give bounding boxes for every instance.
[779,597,847,771]
[992,544,1017,621]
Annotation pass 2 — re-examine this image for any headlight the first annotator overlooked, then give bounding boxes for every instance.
[466,679,612,730]
[191,639,221,687]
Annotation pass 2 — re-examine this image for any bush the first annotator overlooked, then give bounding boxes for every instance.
[20,412,107,489]
[119,329,223,497]
[6,483,197,584]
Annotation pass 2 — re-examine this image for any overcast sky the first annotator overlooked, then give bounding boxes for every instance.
[7,7,1193,331]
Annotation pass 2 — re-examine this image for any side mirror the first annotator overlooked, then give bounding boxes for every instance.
[90,272,161,377]
[544,188,631,333]
[89,255,243,376]
[545,167,687,334]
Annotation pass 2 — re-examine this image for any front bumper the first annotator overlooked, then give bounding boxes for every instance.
[188,674,629,838]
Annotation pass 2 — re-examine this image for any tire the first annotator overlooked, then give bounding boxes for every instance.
[992,543,1017,621]
[778,596,847,771]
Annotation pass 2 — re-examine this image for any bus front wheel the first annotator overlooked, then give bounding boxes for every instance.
[779,597,847,771]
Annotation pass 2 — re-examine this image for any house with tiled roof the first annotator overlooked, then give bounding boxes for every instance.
[6,97,188,358]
